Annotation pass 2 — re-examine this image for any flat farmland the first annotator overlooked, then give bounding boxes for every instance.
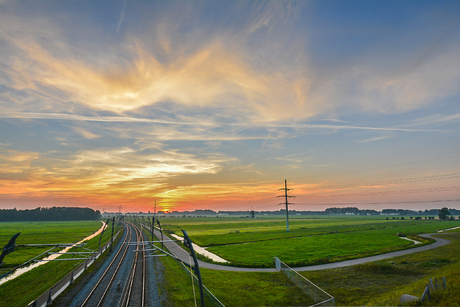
[0,221,103,275]
[198,230,460,306]
[159,215,460,267]
[0,220,115,307]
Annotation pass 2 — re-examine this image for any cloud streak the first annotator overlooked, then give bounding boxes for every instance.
[2,6,459,124]
[0,112,445,133]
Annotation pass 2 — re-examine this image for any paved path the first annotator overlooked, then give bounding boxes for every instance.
[152,228,451,272]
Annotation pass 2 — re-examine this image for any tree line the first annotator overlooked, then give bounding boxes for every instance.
[156,207,460,217]
[0,207,101,222]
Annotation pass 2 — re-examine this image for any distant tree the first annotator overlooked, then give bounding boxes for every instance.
[438,208,450,221]
[0,207,100,222]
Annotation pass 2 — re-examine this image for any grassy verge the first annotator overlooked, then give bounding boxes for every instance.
[304,230,460,306]
[147,223,315,307]
[201,269,315,307]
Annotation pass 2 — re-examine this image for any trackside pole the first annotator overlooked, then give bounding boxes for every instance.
[157,219,164,250]
[110,216,115,252]
[151,217,154,241]
[182,229,204,307]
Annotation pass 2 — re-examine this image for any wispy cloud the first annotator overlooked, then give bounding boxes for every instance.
[116,0,128,34]
[0,112,216,126]
[406,112,460,127]
[0,112,444,133]
[0,146,233,204]
[355,135,391,143]
[73,127,101,139]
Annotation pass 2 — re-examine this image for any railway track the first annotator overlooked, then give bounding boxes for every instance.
[77,222,149,307]
[121,222,146,307]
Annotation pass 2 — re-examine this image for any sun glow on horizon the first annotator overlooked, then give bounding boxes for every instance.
[0,1,459,212]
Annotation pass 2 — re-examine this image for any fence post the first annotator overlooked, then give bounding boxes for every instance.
[443,277,446,289]
[70,271,74,284]
[421,284,430,301]
[46,289,52,306]
[314,286,317,303]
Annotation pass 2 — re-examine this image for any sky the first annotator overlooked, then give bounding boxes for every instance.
[0,0,459,213]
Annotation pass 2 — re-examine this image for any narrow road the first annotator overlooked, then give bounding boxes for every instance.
[153,229,451,272]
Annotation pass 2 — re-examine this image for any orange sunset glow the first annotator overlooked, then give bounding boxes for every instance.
[1,1,459,213]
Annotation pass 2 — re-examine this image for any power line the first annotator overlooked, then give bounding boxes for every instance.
[317,173,460,190]
[290,155,460,180]
[294,198,460,207]
[300,186,460,198]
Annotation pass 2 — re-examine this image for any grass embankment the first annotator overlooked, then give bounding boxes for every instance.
[0,220,117,307]
[159,216,460,268]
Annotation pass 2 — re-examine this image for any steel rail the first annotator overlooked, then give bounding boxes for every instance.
[80,223,132,307]
[123,224,138,307]
[123,222,146,307]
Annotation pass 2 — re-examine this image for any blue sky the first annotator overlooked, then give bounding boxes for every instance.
[0,0,459,212]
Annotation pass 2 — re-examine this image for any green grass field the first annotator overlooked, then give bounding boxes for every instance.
[153,216,460,306]
[0,220,116,307]
[3,217,459,307]
[159,215,460,267]
[0,221,104,274]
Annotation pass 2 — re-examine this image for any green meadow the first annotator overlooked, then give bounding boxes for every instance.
[198,230,460,307]
[0,220,115,307]
[0,221,104,274]
[154,215,460,306]
[2,216,459,306]
[159,215,460,267]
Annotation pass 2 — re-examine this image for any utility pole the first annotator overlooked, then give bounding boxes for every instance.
[110,216,115,252]
[278,179,295,232]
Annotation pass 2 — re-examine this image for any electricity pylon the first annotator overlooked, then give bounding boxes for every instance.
[278,179,295,232]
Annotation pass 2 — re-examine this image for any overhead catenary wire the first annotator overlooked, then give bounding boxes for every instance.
[299,186,460,198]
[288,155,460,180]
[293,198,460,207]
